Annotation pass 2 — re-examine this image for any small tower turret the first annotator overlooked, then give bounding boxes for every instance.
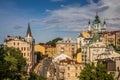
[103,19,106,29]
[88,19,91,31]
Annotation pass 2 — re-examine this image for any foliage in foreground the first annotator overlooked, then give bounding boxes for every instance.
[28,72,46,80]
[0,46,27,80]
[79,63,114,80]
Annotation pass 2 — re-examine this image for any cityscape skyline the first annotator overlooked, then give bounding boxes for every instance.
[0,0,120,44]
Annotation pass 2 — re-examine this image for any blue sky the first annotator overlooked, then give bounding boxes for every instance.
[0,0,120,44]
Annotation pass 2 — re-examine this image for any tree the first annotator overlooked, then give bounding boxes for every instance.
[79,62,114,80]
[0,46,27,80]
[46,37,62,47]
[35,52,43,63]
[28,72,46,80]
[73,48,81,58]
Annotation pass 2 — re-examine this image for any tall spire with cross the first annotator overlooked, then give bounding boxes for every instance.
[26,22,32,37]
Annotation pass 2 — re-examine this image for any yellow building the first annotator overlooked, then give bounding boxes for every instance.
[42,45,56,57]
[34,44,56,57]
[4,23,36,72]
[34,44,45,55]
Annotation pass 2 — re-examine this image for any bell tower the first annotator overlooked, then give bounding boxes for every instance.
[25,23,35,71]
[93,12,101,32]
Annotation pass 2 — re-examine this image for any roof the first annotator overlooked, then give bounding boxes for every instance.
[52,53,72,62]
[103,30,120,35]
[57,37,76,44]
[93,12,101,24]
[59,59,80,64]
[81,31,91,38]
[91,32,100,42]
[4,35,27,43]
[26,23,32,37]
[42,45,55,48]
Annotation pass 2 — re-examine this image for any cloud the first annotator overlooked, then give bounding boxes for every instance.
[13,25,24,29]
[32,0,120,32]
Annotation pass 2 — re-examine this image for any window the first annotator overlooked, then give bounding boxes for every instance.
[68,73,70,77]
[75,67,78,70]
[17,42,19,45]
[68,66,70,70]
[27,53,29,56]
[13,42,15,45]
[27,47,29,51]
[72,44,74,46]
[21,47,23,50]
[24,47,26,51]
[24,53,26,56]
[72,48,74,50]
[75,73,78,77]
[21,53,23,56]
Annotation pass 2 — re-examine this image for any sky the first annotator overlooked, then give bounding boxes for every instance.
[0,0,120,44]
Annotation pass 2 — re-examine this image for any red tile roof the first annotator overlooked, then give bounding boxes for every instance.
[59,59,80,64]
[103,30,120,35]
[41,45,55,48]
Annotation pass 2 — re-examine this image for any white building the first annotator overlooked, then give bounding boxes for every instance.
[81,42,107,63]
[87,12,107,32]
[52,53,72,63]
[4,23,36,72]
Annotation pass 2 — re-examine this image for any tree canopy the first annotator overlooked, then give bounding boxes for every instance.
[46,37,62,47]
[79,63,114,80]
[28,72,46,80]
[0,46,26,80]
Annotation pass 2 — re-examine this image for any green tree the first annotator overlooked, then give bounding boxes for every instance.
[28,72,46,80]
[73,48,81,58]
[46,37,62,47]
[79,63,114,80]
[0,46,26,80]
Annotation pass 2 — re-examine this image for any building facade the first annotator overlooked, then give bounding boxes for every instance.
[4,23,36,72]
[102,31,120,49]
[81,42,107,63]
[35,44,56,57]
[56,59,83,80]
[56,37,77,58]
[42,45,56,57]
[34,44,45,55]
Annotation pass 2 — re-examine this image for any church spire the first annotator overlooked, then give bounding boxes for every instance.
[88,18,90,24]
[26,22,32,37]
[103,19,106,25]
[94,11,101,24]
[103,19,107,29]
[88,19,91,31]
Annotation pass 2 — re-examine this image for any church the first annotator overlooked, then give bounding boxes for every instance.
[4,23,36,73]
[87,12,107,33]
